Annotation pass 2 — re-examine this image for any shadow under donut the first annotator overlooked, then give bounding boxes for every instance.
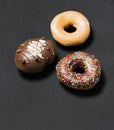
[55,26,94,52]
[18,54,59,81]
[60,70,105,97]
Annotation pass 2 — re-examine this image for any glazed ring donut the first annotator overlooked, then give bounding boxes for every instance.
[50,11,90,46]
[56,52,101,90]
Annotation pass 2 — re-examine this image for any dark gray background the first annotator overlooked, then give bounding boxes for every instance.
[0,0,113,129]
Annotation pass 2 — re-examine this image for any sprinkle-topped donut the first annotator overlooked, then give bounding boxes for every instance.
[56,52,101,90]
[50,11,90,46]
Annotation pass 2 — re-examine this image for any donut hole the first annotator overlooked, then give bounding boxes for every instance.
[72,60,85,74]
[73,66,85,74]
[64,24,76,33]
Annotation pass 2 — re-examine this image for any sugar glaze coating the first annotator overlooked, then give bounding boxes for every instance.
[50,11,90,46]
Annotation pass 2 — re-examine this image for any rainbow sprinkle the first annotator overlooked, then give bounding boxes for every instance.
[56,51,101,90]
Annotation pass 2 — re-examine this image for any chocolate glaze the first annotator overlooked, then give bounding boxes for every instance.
[15,37,56,73]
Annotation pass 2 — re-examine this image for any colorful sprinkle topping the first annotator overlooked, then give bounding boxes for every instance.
[56,51,101,90]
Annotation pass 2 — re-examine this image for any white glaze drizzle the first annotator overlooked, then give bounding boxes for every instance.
[27,40,46,59]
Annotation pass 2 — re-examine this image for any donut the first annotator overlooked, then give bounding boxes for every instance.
[15,37,56,73]
[56,52,101,90]
[50,11,90,46]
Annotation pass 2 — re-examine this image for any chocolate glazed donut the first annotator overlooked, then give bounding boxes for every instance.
[15,37,56,73]
[56,51,101,90]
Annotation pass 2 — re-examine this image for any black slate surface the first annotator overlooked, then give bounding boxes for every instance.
[0,0,113,129]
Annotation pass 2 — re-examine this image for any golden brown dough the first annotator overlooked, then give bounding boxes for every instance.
[50,11,90,46]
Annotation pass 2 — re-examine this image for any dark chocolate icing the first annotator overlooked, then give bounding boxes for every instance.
[15,37,56,73]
